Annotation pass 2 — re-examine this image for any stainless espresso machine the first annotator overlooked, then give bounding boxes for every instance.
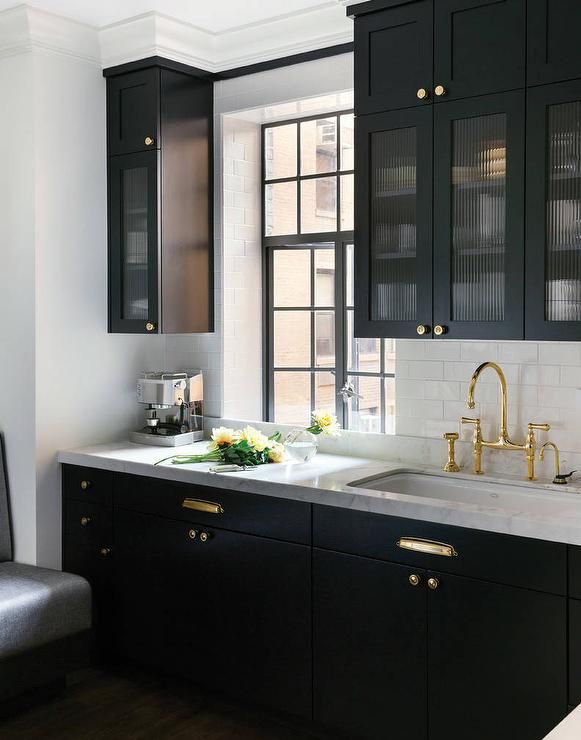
[131,370,204,446]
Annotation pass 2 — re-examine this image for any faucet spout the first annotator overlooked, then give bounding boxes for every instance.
[467,362,509,442]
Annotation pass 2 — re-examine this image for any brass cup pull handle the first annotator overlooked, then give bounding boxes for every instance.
[416,324,431,336]
[409,574,421,587]
[182,498,224,515]
[434,85,447,97]
[200,531,210,543]
[80,516,91,527]
[434,324,447,336]
[80,480,91,490]
[144,136,155,146]
[397,537,458,558]
[428,577,440,590]
[145,322,156,332]
[417,88,429,100]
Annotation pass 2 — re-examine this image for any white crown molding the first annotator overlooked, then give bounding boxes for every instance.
[0,5,100,65]
[100,5,353,72]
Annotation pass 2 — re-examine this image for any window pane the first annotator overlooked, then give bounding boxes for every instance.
[385,377,396,434]
[340,114,355,170]
[384,338,396,374]
[301,177,337,233]
[315,249,335,306]
[265,124,297,180]
[274,372,310,425]
[347,310,380,372]
[315,311,335,368]
[274,312,311,367]
[265,181,297,236]
[341,174,354,231]
[315,371,336,415]
[301,118,337,175]
[346,375,381,433]
[274,250,311,307]
[345,243,354,307]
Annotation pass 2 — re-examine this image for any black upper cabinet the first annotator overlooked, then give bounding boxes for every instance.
[353,1,433,115]
[434,0,525,101]
[528,0,581,86]
[107,68,160,156]
[106,63,213,334]
[433,91,525,339]
[526,80,581,340]
[350,0,525,115]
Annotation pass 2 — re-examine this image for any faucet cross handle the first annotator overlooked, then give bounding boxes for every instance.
[525,423,551,481]
[461,417,483,475]
[528,423,551,434]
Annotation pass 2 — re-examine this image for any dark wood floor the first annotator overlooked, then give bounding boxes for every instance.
[0,668,330,740]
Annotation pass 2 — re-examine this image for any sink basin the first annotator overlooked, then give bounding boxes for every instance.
[347,470,574,511]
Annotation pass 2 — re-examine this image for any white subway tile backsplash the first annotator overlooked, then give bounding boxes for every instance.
[460,342,499,362]
[406,361,444,380]
[498,342,539,363]
[539,342,581,365]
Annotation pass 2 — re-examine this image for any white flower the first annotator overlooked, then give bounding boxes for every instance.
[208,426,235,450]
[238,426,269,452]
[311,409,341,437]
[268,441,286,463]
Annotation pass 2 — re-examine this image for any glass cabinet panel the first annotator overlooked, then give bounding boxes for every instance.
[122,166,150,320]
[545,101,581,322]
[450,113,507,322]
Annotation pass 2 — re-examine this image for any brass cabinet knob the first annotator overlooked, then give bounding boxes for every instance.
[434,324,447,336]
[80,516,91,527]
[434,85,447,97]
[144,136,155,146]
[428,577,440,591]
[200,531,210,543]
[145,322,156,332]
[409,574,421,587]
[417,88,429,100]
[80,480,91,490]
[188,529,198,540]
[100,547,112,558]
[416,324,431,336]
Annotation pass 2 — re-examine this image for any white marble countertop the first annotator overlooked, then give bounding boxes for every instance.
[58,440,581,545]
[544,705,581,740]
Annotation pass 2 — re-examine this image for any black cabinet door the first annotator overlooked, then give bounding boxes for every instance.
[526,81,581,340]
[354,0,433,115]
[528,0,581,86]
[569,599,581,707]
[108,151,159,334]
[114,508,312,719]
[313,549,427,740]
[433,91,525,339]
[434,0,525,101]
[428,571,567,740]
[107,68,160,156]
[355,107,433,338]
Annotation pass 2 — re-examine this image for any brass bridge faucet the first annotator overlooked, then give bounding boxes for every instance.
[461,362,550,481]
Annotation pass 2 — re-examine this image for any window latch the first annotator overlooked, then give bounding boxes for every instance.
[338,381,363,403]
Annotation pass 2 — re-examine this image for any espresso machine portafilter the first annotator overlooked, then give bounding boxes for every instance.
[131,370,204,447]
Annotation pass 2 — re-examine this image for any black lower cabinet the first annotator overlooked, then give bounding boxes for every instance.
[313,552,567,740]
[114,507,312,719]
[428,572,567,740]
[313,549,427,740]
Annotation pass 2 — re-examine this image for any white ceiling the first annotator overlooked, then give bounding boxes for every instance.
[0,0,348,33]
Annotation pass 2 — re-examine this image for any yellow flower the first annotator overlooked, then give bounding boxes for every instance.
[311,409,341,437]
[268,442,286,463]
[238,426,269,452]
[208,426,235,450]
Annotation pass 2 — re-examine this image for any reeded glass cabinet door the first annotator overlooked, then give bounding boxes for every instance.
[433,92,525,339]
[526,81,581,340]
[109,151,158,333]
[355,108,433,338]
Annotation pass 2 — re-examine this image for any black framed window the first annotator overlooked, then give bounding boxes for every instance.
[263,112,396,432]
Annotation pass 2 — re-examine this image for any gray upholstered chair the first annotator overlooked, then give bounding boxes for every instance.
[0,434,92,707]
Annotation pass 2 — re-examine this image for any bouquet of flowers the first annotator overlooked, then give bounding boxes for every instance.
[155,426,286,467]
[305,410,341,437]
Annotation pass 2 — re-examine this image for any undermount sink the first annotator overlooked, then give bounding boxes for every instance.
[347,470,573,511]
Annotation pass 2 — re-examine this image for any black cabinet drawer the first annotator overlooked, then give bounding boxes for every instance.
[63,465,114,507]
[115,474,311,545]
[570,599,581,706]
[64,500,113,546]
[313,504,566,594]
